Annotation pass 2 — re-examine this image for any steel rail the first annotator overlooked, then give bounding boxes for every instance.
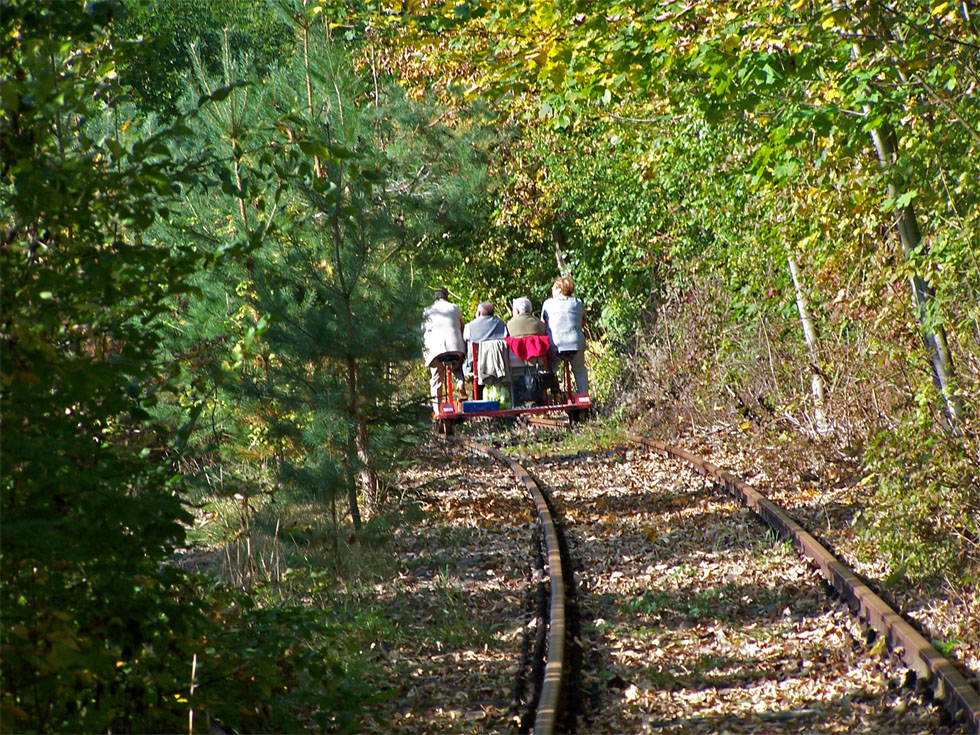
[527,415,573,430]
[459,438,566,735]
[629,433,980,734]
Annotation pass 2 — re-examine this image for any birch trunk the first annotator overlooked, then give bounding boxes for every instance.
[850,43,963,422]
[343,413,363,533]
[788,256,831,436]
[346,353,378,519]
[868,124,963,423]
[553,226,569,276]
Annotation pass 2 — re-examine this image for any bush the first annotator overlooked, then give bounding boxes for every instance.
[858,406,980,581]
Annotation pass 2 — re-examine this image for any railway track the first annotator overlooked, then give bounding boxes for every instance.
[459,438,579,733]
[454,432,980,734]
[629,434,980,733]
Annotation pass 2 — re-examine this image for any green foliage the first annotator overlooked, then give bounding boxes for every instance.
[858,398,980,581]
[191,592,373,733]
[585,338,624,407]
[1,3,209,729]
[168,6,495,532]
[116,0,294,116]
[534,123,667,309]
[420,0,980,575]
[4,0,976,727]
[1,3,377,731]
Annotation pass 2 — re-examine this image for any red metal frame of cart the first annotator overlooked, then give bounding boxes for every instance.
[432,341,591,422]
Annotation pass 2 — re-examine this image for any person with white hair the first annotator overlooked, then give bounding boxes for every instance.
[506,297,547,337]
[504,296,552,404]
[462,301,508,377]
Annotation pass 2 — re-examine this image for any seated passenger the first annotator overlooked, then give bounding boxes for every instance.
[505,297,550,367]
[505,297,553,405]
[506,297,547,337]
[462,301,508,377]
[421,287,465,408]
[541,275,588,394]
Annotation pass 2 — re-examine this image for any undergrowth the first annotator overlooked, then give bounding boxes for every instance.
[174,438,498,732]
[619,276,979,587]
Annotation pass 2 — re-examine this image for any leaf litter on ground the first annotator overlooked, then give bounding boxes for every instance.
[362,431,963,733]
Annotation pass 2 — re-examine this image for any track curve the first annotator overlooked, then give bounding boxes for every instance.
[459,437,572,735]
[457,427,979,733]
[626,434,980,734]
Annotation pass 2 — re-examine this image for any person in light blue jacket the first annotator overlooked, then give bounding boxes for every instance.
[541,275,588,393]
[462,301,508,378]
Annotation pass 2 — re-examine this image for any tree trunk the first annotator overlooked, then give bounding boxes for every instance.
[553,225,569,276]
[343,417,363,533]
[328,155,363,532]
[356,412,377,515]
[340,347,363,532]
[346,353,378,518]
[788,256,831,436]
[849,41,963,423]
[868,124,963,423]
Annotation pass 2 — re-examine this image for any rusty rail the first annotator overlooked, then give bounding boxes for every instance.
[629,434,980,734]
[459,438,566,735]
[526,415,571,430]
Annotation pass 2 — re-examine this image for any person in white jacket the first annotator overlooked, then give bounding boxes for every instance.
[421,287,466,408]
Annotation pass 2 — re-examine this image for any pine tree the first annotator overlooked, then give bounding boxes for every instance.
[171,0,492,534]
